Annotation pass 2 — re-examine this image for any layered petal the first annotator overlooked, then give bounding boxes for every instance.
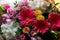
[18,8,35,25]
[33,20,50,34]
[48,12,60,28]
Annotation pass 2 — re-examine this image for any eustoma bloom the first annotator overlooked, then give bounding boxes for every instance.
[48,12,60,29]
[33,20,50,34]
[18,8,35,25]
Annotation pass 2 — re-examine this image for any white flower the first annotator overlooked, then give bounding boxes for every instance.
[1,21,19,40]
[27,0,50,9]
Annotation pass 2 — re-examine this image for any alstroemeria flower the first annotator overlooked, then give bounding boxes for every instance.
[18,8,35,25]
[16,0,29,11]
[7,8,16,19]
[2,14,11,23]
[48,12,60,29]
[33,20,50,34]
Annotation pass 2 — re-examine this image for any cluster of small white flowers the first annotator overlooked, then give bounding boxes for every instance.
[1,21,19,40]
[27,0,50,9]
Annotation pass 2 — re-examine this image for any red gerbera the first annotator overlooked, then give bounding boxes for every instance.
[48,12,60,29]
[18,8,35,25]
[33,20,50,34]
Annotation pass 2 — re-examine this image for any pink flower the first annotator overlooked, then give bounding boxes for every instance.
[19,34,26,40]
[18,8,35,25]
[1,14,11,23]
[33,20,50,34]
[48,12,60,29]
[4,4,10,10]
[7,8,16,19]
[18,0,28,7]
[16,0,29,10]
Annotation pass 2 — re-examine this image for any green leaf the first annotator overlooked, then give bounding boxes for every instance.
[17,28,23,34]
[55,3,60,6]
[51,30,57,35]
[14,1,18,7]
[43,4,52,14]
[14,18,19,23]
[43,3,59,19]
[43,30,58,40]
[0,6,6,13]
[0,27,3,35]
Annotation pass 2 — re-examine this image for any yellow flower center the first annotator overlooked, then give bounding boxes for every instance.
[34,10,42,16]
[36,15,45,20]
[22,27,29,33]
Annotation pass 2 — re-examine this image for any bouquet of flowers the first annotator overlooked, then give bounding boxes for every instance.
[0,0,60,40]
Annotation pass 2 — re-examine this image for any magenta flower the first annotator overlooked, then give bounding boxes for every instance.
[4,4,10,10]
[18,8,35,25]
[48,12,60,29]
[19,34,26,40]
[33,20,50,34]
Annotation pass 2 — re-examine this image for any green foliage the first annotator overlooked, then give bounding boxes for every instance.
[17,28,23,34]
[44,4,53,13]
[14,18,19,23]
[42,4,53,19]
[44,3,60,13]
[14,1,18,7]
[43,30,58,40]
[0,6,6,13]
[0,27,3,35]
[43,3,59,19]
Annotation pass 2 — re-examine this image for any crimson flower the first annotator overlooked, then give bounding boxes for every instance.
[33,20,50,34]
[18,8,35,25]
[48,12,60,29]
